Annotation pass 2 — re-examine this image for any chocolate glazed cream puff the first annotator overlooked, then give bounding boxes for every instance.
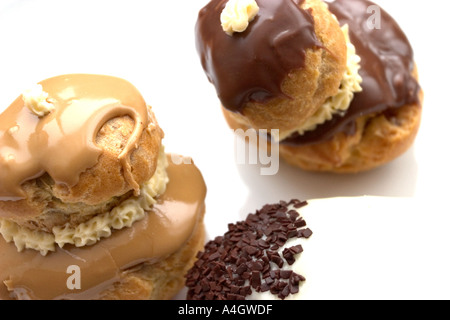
[195,0,423,173]
[0,74,207,300]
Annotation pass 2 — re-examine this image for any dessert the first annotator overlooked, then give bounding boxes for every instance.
[0,74,207,300]
[195,0,423,172]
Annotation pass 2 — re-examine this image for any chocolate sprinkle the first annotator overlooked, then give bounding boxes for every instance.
[185,199,313,300]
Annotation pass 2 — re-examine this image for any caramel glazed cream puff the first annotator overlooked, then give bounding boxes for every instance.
[196,0,423,173]
[185,196,424,300]
[0,74,207,300]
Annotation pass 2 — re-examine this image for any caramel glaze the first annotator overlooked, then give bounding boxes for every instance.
[0,74,149,201]
[0,158,207,300]
[195,0,322,113]
[282,0,421,146]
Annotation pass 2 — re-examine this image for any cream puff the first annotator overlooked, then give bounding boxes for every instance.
[195,0,422,173]
[0,74,207,300]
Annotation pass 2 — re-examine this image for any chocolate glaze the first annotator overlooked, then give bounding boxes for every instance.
[196,0,322,113]
[282,0,421,146]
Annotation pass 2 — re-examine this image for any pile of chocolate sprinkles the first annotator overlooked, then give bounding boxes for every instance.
[185,199,313,300]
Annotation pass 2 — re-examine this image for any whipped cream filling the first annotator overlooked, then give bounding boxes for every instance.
[281,25,363,140]
[221,0,260,36]
[0,148,169,256]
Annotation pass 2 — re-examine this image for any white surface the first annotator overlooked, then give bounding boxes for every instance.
[248,197,450,300]
[0,0,449,299]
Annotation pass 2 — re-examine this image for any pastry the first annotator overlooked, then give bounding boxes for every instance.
[0,74,207,300]
[195,0,422,172]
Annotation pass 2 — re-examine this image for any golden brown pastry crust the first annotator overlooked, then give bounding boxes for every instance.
[224,0,347,139]
[0,106,164,228]
[223,90,423,173]
[98,221,206,300]
[279,101,422,173]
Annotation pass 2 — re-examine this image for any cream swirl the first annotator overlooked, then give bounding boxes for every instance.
[220,0,259,35]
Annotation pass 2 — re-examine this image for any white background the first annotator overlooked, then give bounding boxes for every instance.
[0,0,449,299]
